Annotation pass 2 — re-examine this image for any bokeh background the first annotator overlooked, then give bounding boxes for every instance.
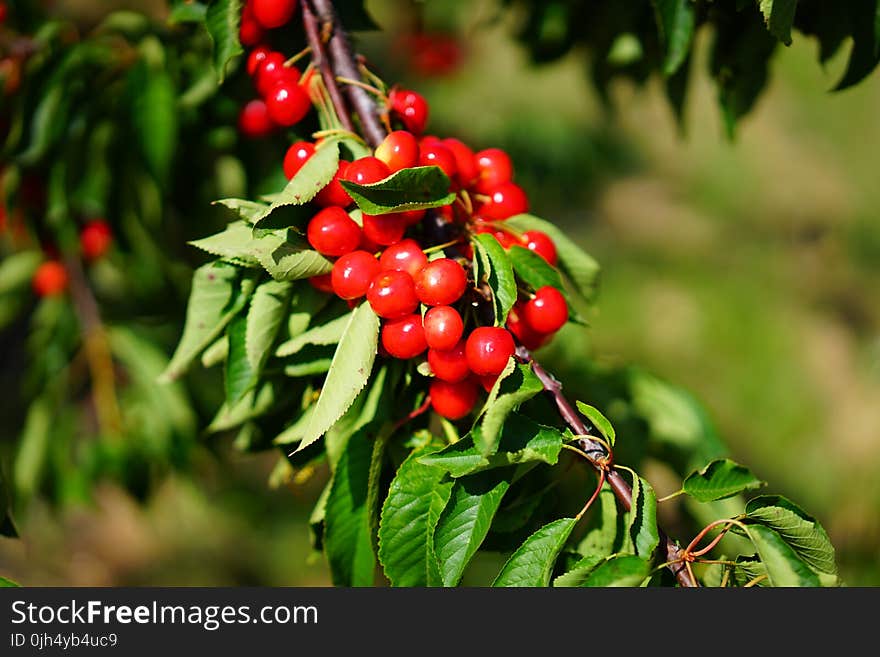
[1,0,878,586]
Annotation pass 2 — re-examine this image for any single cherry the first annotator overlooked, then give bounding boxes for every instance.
[418,143,457,181]
[423,305,464,351]
[343,156,391,186]
[283,141,316,179]
[522,230,557,265]
[255,52,299,97]
[378,238,428,279]
[443,138,479,188]
[79,220,113,261]
[465,326,515,377]
[478,181,528,220]
[266,81,310,126]
[474,148,513,194]
[331,250,381,300]
[308,273,334,294]
[251,0,297,29]
[239,4,265,46]
[429,378,479,420]
[238,99,276,138]
[523,286,568,334]
[506,301,550,351]
[366,270,419,319]
[314,160,353,207]
[362,213,406,246]
[381,314,428,359]
[246,46,272,76]
[427,340,470,383]
[414,258,468,306]
[388,88,429,135]
[306,206,361,257]
[32,260,68,297]
[374,130,419,172]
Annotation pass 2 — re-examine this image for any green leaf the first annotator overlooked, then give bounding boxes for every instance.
[254,141,341,225]
[743,524,820,587]
[17,80,68,166]
[324,431,385,586]
[206,0,243,83]
[282,345,335,377]
[420,414,565,478]
[472,233,517,326]
[575,401,616,447]
[505,214,600,303]
[0,576,19,587]
[433,469,514,586]
[0,250,42,295]
[245,279,292,375]
[833,0,880,91]
[212,198,271,224]
[295,302,380,453]
[683,458,766,503]
[13,396,52,503]
[189,221,261,265]
[129,64,177,186]
[758,0,799,46]
[492,517,578,587]
[251,231,333,281]
[576,554,652,587]
[378,443,451,586]
[507,244,564,292]
[224,314,254,404]
[160,263,253,382]
[168,1,208,24]
[628,475,659,559]
[475,362,543,456]
[742,495,838,578]
[340,166,456,215]
[207,382,275,433]
[651,0,697,74]
[276,311,352,357]
[577,486,630,558]
[553,555,604,587]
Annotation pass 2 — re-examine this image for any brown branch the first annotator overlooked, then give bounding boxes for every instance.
[516,345,698,588]
[300,0,355,133]
[309,0,387,148]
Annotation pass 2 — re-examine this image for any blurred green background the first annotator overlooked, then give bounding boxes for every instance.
[1,0,878,587]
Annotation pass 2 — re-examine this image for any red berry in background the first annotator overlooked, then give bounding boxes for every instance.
[423,305,464,351]
[255,52,299,96]
[0,3,8,24]
[427,340,470,383]
[381,314,428,359]
[79,220,113,261]
[366,270,419,319]
[478,373,499,393]
[343,156,391,186]
[314,160,353,207]
[283,141,316,179]
[443,138,479,188]
[465,326,515,377]
[32,260,68,297]
[418,143,458,181]
[238,99,276,138]
[506,301,550,351]
[246,46,272,76]
[479,181,529,220]
[474,222,518,248]
[239,4,265,46]
[374,130,419,172]
[251,0,297,29]
[523,286,568,334]
[378,238,428,279]
[306,206,361,257]
[414,258,468,306]
[522,230,557,265]
[308,273,334,294]
[429,378,479,420]
[399,209,426,226]
[474,148,513,194]
[266,81,310,126]
[362,213,406,246]
[395,32,464,79]
[331,250,380,300]
[389,88,429,135]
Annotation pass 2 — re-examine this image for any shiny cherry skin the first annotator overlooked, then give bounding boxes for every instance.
[423,305,464,351]
[442,138,479,188]
[238,99,276,138]
[374,130,419,172]
[331,250,381,300]
[523,286,568,334]
[414,258,468,306]
[378,238,428,279]
[474,148,513,194]
[314,160,353,207]
[429,378,479,420]
[478,181,528,220]
[381,313,428,359]
[418,143,457,181]
[308,273,334,294]
[306,206,361,257]
[343,156,391,186]
[427,340,471,383]
[506,301,550,351]
[255,52,299,96]
[366,270,419,319]
[266,81,310,126]
[521,230,557,265]
[362,213,406,246]
[465,326,515,377]
[283,141,316,179]
[246,46,272,76]
[251,0,297,29]
[389,88,429,135]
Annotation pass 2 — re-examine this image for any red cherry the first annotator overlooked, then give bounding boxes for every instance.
[266,81,310,126]
[423,305,464,351]
[474,222,518,248]
[251,0,297,29]
[32,260,68,297]
[306,206,362,257]
[478,373,499,393]
[479,181,528,220]
[429,378,479,420]
[374,130,419,172]
[239,4,265,47]
[443,138,479,188]
[381,314,428,359]
[308,273,334,294]
[238,99,276,138]
[523,286,568,334]
[283,141,316,179]
[378,238,428,279]
[366,270,419,319]
[418,143,457,181]
[414,258,468,306]
[389,88,430,135]
[506,301,550,351]
[255,52,299,96]
[314,160,353,208]
[246,46,272,76]
[474,148,513,194]
[362,213,406,246]
[79,220,113,261]
[399,209,426,226]
[343,156,391,186]
[522,230,557,265]
[427,340,470,383]
[331,250,381,300]
[465,326,515,377]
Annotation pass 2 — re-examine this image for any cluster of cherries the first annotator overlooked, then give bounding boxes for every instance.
[234,3,570,420]
[30,220,114,298]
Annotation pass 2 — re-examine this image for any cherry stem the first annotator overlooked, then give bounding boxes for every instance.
[576,468,606,520]
[515,345,698,588]
[335,76,385,97]
[301,0,355,133]
[392,394,432,433]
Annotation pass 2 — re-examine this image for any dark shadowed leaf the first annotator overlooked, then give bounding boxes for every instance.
[651,0,697,73]
[206,0,243,83]
[628,475,659,559]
